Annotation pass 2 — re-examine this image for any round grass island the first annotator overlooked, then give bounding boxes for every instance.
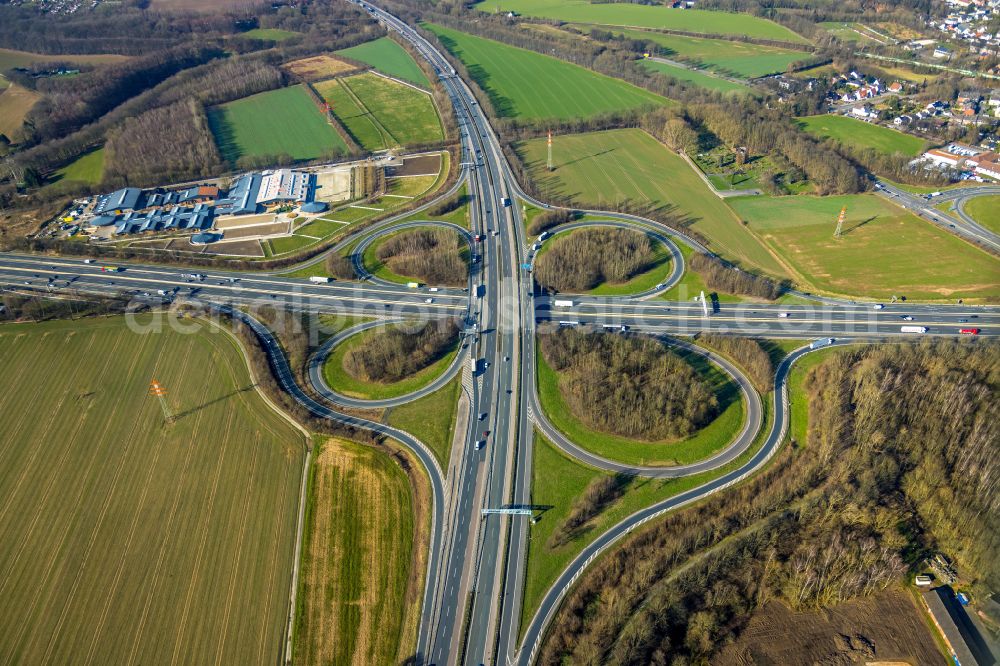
[322,320,462,401]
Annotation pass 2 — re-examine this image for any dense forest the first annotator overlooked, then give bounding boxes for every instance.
[534,228,656,293]
[344,318,459,384]
[539,327,719,441]
[541,340,998,665]
[375,228,468,286]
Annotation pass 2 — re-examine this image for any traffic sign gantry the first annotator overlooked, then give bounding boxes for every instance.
[482,508,533,516]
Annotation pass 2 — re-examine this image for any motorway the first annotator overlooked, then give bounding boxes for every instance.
[2,3,999,665]
[875,179,1000,253]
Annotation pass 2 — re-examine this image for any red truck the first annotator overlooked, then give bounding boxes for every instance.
[959,328,980,335]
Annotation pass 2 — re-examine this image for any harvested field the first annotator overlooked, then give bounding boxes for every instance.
[214,213,280,230]
[714,588,943,665]
[314,167,353,202]
[199,239,264,256]
[0,47,128,71]
[0,83,42,142]
[0,315,305,665]
[294,438,423,665]
[387,153,442,177]
[221,222,291,240]
[284,54,356,81]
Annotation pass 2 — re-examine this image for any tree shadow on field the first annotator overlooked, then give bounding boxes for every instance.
[173,385,256,420]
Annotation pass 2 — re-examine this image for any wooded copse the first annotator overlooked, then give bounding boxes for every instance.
[375,228,468,286]
[344,318,459,384]
[24,46,225,145]
[534,228,656,293]
[103,99,224,188]
[539,327,719,441]
[689,252,788,300]
[540,340,998,665]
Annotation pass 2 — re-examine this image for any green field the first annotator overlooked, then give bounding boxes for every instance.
[0,315,305,665]
[476,0,807,41]
[517,128,785,275]
[536,340,746,466]
[207,85,346,164]
[797,114,926,157]
[50,147,105,185]
[239,27,299,41]
[322,324,459,400]
[315,73,443,151]
[337,37,430,87]
[963,195,1000,235]
[425,24,668,120]
[386,374,462,468]
[640,59,750,94]
[603,28,807,78]
[728,194,1000,301]
[295,438,416,665]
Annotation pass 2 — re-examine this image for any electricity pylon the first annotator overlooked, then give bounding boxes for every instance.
[546,130,554,171]
[149,379,173,423]
[834,205,847,238]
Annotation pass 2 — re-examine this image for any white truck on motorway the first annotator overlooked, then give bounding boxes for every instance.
[309,276,332,284]
[900,326,929,334]
[553,299,574,307]
[809,337,835,350]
